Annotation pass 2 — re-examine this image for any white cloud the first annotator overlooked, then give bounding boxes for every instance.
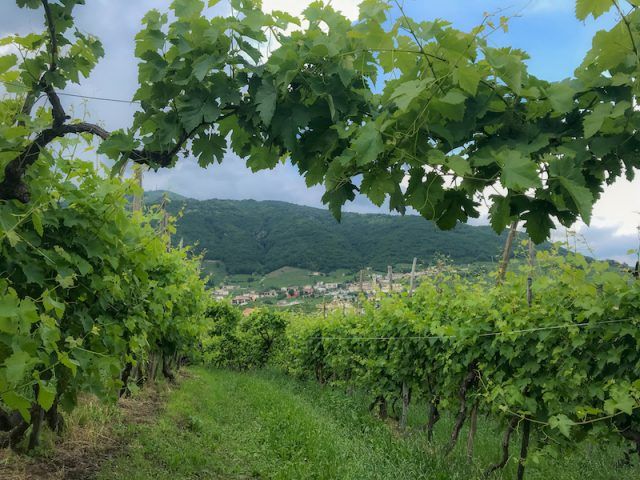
[261,0,360,19]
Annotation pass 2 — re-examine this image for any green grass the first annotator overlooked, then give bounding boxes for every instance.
[96,368,639,480]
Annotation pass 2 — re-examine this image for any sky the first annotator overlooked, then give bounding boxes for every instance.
[2,0,639,263]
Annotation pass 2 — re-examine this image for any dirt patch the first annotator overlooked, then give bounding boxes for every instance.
[0,375,181,480]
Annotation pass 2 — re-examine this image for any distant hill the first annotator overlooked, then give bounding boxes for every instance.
[146,191,514,274]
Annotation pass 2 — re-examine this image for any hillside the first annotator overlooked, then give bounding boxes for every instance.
[147,191,513,274]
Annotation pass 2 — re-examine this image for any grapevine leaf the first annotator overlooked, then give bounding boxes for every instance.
[446,155,471,176]
[255,81,277,126]
[352,123,384,166]
[0,55,17,74]
[38,381,56,411]
[192,54,221,81]
[4,350,33,384]
[557,177,593,224]
[176,95,220,132]
[522,204,555,243]
[390,79,426,110]
[498,151,541,191]
[171,0,204,18]
[454,64,482,95]
[546,81,575,113]
[583,103,612,138]
[1,391,31,422]
[97,131,138,160]
[549,414,573,438]
[489,195,512,234]
[576,0,614,20]
[32,210,43,237]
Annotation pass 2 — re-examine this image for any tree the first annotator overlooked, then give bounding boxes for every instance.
[1,0,638,243]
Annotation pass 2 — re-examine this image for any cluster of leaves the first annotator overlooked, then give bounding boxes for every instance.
[2,0,639,242]
[278,249,640,469]
[200,302,286,369]
[0,153,208,448]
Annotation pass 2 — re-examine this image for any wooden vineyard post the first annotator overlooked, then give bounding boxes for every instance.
[388,265,393,292]
[517,419,531,480]
[400,382,410,432]
[409,257,417,296]
[159,193,171,251]
[132,164,145,213]
[497,221,518,285]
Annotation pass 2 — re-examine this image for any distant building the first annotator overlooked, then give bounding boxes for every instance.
[232,295,251,306]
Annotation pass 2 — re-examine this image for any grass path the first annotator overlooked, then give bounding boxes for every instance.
[96,368,638,480]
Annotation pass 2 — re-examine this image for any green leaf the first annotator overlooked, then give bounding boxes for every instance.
[557,177,594,224]
[58,352,79,377]
[4,350,33,384]
[97,131,138,160]
[177,95,220,132]
[498,151,541,191]
[0,55,17,75]
[549,414,573,438]
[390,79,426,110]
[576,0,614,20]
[38,381,56,411]
[43,291,65,318]
[1,391,31,422]
[454,64,482,96]
[255,81,277,127]
[352,123,384,166]
[171,0,204,18]
[192,132,226,167]
[522,204,555,243]
[0,294,19,333]
[32,210,44,237]
[446,155,471,176]
[440,89,467,105]
[546,81,575,113]
[489,195,512,234]
[583,103,612,138]
[192,54,221,81]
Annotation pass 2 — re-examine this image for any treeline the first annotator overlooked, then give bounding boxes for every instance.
[202,250,640,479]
[151,193,515,274]
[0,158,209,450]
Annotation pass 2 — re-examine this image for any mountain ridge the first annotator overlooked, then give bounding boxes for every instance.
[147,191,512,274]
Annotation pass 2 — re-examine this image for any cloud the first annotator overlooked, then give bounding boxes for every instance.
[262,0,360,19]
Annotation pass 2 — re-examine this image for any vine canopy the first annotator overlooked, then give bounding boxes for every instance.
[1,0,639,242]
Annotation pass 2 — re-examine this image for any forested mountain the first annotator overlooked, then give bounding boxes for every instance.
[149,192,514,274]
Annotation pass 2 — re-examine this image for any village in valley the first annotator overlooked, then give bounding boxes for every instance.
[209,260,466,314]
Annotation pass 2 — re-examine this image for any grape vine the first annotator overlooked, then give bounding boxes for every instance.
[1,0,638,241]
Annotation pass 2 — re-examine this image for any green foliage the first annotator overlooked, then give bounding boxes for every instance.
[0,154,208,428]
[262,249,640,462]
[200,304,286,369]
[153,193,517,274]
[4,0,640,243]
